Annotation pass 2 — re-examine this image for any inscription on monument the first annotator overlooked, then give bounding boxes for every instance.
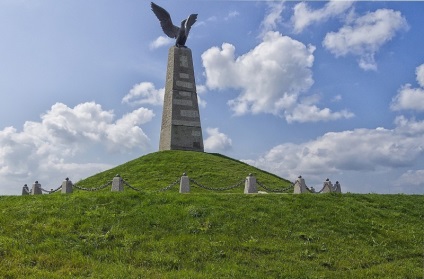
[172,120,201,127]
[179,91,192,97]
[176,80,193,89]
[173,99,193,106]
[192,130,201,137]
[181,110,199,118]
[179,73,189,79]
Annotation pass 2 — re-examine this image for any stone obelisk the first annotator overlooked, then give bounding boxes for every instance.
[159,46,204,152]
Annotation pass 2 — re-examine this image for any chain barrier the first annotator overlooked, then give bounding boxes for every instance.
[39,185,62,194]
[156,178,181,192]
[72,181,112,191]
[256,180,295,193]
[122,179,143,192]
[189,178,245,191]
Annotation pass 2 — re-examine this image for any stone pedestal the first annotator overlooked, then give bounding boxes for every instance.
[293,176,309,194]
[321,179,333,193]
[244,174,257,194]
[31,181,42,195]
[61,178,73,194]
[111,175,124,192]
[22,184,30,195]
[159,46,204,152]
[179,174,190,193]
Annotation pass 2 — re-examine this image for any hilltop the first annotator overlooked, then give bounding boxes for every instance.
[74,151,293,193]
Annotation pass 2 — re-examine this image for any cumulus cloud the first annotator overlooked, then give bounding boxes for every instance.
[150,36,173,50]
[260,2,284,37]
[202,31,352,122]
[394,169,424,193]
[323,9,408,71]
[204,127,232,152]
[391,64,424,112]
[292,0,354,33]
[0,102,154,194]
[122,82,164,106]
[246,116,424,192]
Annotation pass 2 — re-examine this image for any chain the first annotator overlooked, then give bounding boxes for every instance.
[39,185,62,194]
[122,179,143,192]
[156,178,181,192]
[189,178,245,191]
[256,180,295,193]
[73,181,112,191]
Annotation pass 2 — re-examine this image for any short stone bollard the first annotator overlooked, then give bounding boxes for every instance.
[31,181,42,195]
[111,174,124,192]
[61,178,73,194]
[333,181,342,193]
[293,175,308,194]
[244,174,257,194]
[22,184,30,195]
[321,178,333,193]
[179,173,190,193]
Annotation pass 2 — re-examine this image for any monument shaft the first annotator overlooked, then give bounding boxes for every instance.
[159,46,204,152]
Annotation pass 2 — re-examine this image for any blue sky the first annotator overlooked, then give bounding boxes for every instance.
[1,0,423,195]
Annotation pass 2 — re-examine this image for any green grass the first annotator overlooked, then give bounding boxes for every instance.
[0,151,423,278]
[72,151,293,193]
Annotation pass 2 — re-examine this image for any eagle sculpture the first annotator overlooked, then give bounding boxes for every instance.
[151,2,198,47]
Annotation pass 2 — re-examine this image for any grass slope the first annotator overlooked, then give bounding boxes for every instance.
[0,192,423,278]
[74,151,293,193]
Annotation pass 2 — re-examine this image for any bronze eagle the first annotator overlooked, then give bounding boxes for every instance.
[151,2,198,47]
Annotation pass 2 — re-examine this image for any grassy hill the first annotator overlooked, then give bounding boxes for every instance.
[0,151,423,278]
[73,151,293,193]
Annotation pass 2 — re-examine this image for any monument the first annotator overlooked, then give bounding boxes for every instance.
[151,2,204,152]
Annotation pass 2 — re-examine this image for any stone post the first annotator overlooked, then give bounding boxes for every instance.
[61,178,73,194]
[111,174,124,192]
[321,178,333,193]
[179,173,190,193]
[159,46,204,152]
[22,184,30,195]
[333,181,342,193]
[31,181,42,195]
[293,176,309,194]
[244,174,257,194]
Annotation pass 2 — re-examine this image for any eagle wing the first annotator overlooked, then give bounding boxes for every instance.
[151,2,179,38]
[184,14,198,36]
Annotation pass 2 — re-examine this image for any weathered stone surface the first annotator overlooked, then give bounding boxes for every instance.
[293,176,308,194]
[179,174,190,193]
[61,178,73,194]
[111,175,124,192]
[31,181,42,195]
[244,174,257,194]
[321,179,333,193]
[159,46,204,152]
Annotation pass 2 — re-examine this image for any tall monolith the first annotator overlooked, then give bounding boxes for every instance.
[159,46,204,152]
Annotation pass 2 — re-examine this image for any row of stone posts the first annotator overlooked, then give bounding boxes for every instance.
[22,174,341,195]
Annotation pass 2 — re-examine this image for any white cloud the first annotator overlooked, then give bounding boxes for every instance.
[415,64,424,87]
[225,11,240,21]
[204,127,232,152]
[391,64,424,112]
[202,31,352,122]
[149,36,173,50]
[323,9,408,71]
[394,169,424,194]
[0,102,154,194]
[292,0,354,33]
[122,82,164,106]
[246,117,424,192]
[260,2,284,37]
